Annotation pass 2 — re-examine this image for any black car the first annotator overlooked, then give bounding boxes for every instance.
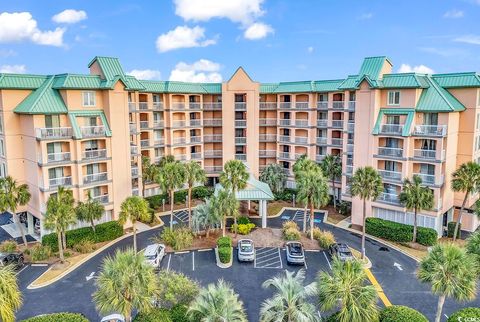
[328,243,354,262]
[0,252,25,269]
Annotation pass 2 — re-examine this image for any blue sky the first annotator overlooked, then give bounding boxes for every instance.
[0,0,479,83]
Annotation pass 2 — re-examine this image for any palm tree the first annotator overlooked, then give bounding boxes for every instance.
[293,156,317,232]
[317,258,379,322]
[296,165,329,240]
[188,279,247,322]
[214,189,239,237]
[259,163,287,194]
[350,166,383,259]
[191,200,221,238]
[0,176,31,246]
[75,191,105,233]
[158,154,175,168]
[220,160,249,237]
[418,243,478,322]
[451,162,480,240]
[0,265,22,322]
[93,249,158,322]
[466,230,480,275]
[141,156,159,196]
[156,161,186,229]
[399,175,434,243]
[321,154,342,209]
[44,187,76,262]
[184,161,206,228]
[260,269,318,322]
[118,196,150,253]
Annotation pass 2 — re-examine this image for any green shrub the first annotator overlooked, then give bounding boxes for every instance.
[42,221,123,252]
[217,236,232,248]
[379,305,428,322]
[192,186,214,200]
[447,307,480,322]
[312,228,336,248]
[218,246,231,263]
[0,239,17,252]
[30,244,52,262]
[133,308,172,322]
[157,271,199,308]
[284,227,301,241]
[237,216,251,225]
[72,240,96,254]
[323,312,340,322]
[21,312,88,322]
[282,220,299,231]
[174,189,188,204]
[230,223,255,235]
[146,187,213,210]
[365,218,437,246]
[160,227,194,251]
[447,221,461,239]
[145,193,168,210]
[274,188,297,201]
[338,201,352,216]
[170,304,189,322]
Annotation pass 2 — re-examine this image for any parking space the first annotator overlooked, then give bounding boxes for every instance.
[278,209,324,226]
[254,247,283,269]
[172,210,189,226]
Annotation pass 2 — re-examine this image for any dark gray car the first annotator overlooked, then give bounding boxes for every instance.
[328,243,354,261]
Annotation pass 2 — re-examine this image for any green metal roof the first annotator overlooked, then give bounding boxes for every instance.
[338,75,359,90]
[88,57,126,81]
[137,80,221,94]
[124,76,146,91]
[314,79,344,92]
[215,173,274,200]
[201,83,222,94]
[432,72,480,88]
[358,56,391,81]
[273,81,314,93]
[259,83,279,93]
[68,110,112,139]
[372,108,415,137]
[416,76,465,112]
[14,76,68,114]
[52,74,103,89]
[0,74,49,89]
[381,73,430,88]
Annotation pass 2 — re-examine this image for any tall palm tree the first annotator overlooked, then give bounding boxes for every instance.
[188,279,247,322]
[296,165,329,240]
[0,265,22,322]
[214,189,239,237]
[158,154,175,168]
[93,249,158,322]
[75,191,105,233]
[418,243,478,322]
[44,187,76,262]
[451,162,480,240]
[350,166,383,259]
[118,196,150,253]
[141,156,159,196]
[0,176,31,246]
[220,160,249,237]
[317,258,379,322]
[184,161,206,228]
[156,161,186,229]
[466,230,480,275]
[321,154,342,209]
[191,200,221,238]
[260,163,287,194]
[399,175,434,243]
[260,269,319,322]
[293,156,317,232]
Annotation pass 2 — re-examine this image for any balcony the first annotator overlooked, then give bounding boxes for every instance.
[317,101,328,110]
[235,154,247,161]
[414,173,444,186]
[153,120,164,128]
[43,152,71,164]
[172,120,186,127]
[138,102,149,110]
[332,101,344,109]
[294,120,309,127]
[347,122,355,132]
[204,135,222,143]
[282,168,293,176]
[173,137,187,145]
[259,134,276,142]
[130,145,138,155]
[131,166,139,177]
[377,147,403,158]
[129,123,137,134]
[171,103,186,110]
[235,120,247,127]
[317,119,328,127]
[235,137,247,144]
[203,102,222,110]
[49,176,72,188]
[413,149,445,161]
[412,125,447,137]
[235,102,247,111]
[380,124,403,135]
[295,102,309,109]
[378,169,402,182]
[203,119,222,127]
[316,154,326,162]
[279,135,292,143]
[36,127,72,140]
[278,152,291,159]
[204,150,222,158]
[140,121,149,129]
[316,137,328,145]
[189,120,202,127]
[331,120,344,129]
[260,102,277,110]
[128,102,136,112]
[153,102,164,110]
[294,136,308,145]
[83,149,107,160]
[345,165,353,175]
[190,136,202,144]
[83,172,108,185]
[132,188,140,196]
[191,152,202,160]
[278,119,291,126]
[259,150,276,157]
[377,192,400,205]
[346,144,354,153]
[294,153,305,160]
[92,194,109,204]
[279,102,292,109]
[260,119,277,126]
[175,154,187,161]
[348,101,356,110]
[154,138,165,146]
[189,102,201,110]
[81,126,106,138]
[140,139,150,147]
[205,166,223,174]
[331,138,343,146]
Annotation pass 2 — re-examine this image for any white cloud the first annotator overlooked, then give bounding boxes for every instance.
[0,12,65,46]
[307,46,314,53]
[398,64,434,74]
[244,22,273,40]
[443,9,464,18]
[358,13,373,20]
[156,25,216,53]
[0,49,16,58]
[169,59,222,83]
[454,34,480,45]
[0,64,26,73]
[52,9,87,24]
[127,69,161,80]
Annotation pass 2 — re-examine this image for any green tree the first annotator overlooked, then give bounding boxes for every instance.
[44,187,76,263]
[418,243,478,322]
[321,154,342,209]
[158,155,175,168]
[317,258,379,322]
[293,156,317,232]
[214,189,239,237]
[184,161,206,229]
[260,163,287,194]
[188,279,247,322]
[350,167,383,259]
[156,270,199,308]
[75,191,105,233]
[156,161,186,229]
[296,165,329,240]
[466,230,480,274]
[93,249,158,322]
[118,196,150,252]
[0,265,22,322]
[191,199,221,238]
[399,175,434,243]
[220,160,249,237]
[0,176,31,246]
[451,162,480,240]
[141,156,159,196]
[260,269,319,322]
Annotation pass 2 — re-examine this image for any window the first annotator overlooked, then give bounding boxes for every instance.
[153,94,161,103]
[0,162,6,178]
[46,142,62,154]
[45,115,60,128]
[387,91,400,105]
[386,115,400,125]
[0,139,4,157]
[85,140,98,151]
[318,94,328,102]
[82,91,96,107]
[349,91,356,101]
[48,167,64,179]
[423,113,438,126]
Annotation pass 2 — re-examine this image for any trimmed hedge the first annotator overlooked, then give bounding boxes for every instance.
[217,236,232,248]
[21,313,88,322]
[447,307,480,322]
[42,221,123,252]
[365,218,437,246]
[379,305,428,322]
[447,221,461,238]
[133,308,172,322]
[217,236,232,264]
[146,187,214,210]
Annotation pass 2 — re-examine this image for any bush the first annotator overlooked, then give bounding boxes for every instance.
[447,307,480,322]
[192,186,214,200]
[133,308,172,322]
[30,244,52,262]
[230,223,255,235]
[365,218,437,246]
[312,228,336,248]
[284,227,301,241]
[338,201,351,216]
[174,189,188,204]
[169,305,189,322]
[160,227,194,251]
[217,236,232,248]
[274,188,297,202]
[237,216,251,225]
[0,239,17,252]
[218,246,231,263]
[157,271,199,308]
[447,221,461,238]
[145,193,168,210]
[72,240,96,254]
[379,305,428,322]
[282,220,299,231]
[21,312,88,322]
[42,221,123,252]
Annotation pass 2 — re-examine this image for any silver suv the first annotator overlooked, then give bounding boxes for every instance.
[285,241,305,265]
[237,239,255,262]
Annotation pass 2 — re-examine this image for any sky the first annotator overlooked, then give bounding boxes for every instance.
[0,0,479,83]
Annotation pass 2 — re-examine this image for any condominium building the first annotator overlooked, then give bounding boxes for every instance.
[0,56,479,238]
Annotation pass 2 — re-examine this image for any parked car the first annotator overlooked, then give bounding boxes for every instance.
[328,243,354,261]
[143,243,165,268]
[101,314,125,322]
[285,241,305,265]
[237,239,255,262]
[0,252,24,269]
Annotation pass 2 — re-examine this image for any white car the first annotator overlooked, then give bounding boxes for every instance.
[143,243,165,268]
[101,313,125,322]
[237,239,255,262]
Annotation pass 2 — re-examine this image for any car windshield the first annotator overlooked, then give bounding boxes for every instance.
[144,254,157,260]
[240,243,253,252]
[289,244,303,255]
[339,251,352,257]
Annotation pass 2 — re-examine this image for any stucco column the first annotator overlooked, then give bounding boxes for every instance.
[248,200,251,210]
[27,212,34,235]
[261,200,267,228]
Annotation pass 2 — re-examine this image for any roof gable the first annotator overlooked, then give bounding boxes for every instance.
[14,76,67,114]
[432,72,480,88]
[416,76,465,112]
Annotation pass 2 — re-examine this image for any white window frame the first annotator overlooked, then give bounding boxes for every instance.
[82,91,96,107]
[387,91,400,106]
[0,139,4,157]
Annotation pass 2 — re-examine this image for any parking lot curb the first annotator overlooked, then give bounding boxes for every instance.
[215,247,233,268]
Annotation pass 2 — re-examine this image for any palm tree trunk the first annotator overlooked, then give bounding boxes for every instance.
[412,207,418,243]
[206,225,210,238]
[133,223,137,253]
[222,217,226,237]
[361,199,367,259]
[13,212,28,246]
[434,294,446,322]
[57,231,64,263]
[233,188,238,238]
[453,193,468,241]
[332,179,336,209]
[91,218,96,233]
[303,206,307,233]
[310,203,314,240]
[170,190,174,229]
[188,186,192,229]
[62,230,67,251]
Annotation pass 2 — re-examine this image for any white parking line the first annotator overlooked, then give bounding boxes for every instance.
[255,248,282,269]
[323,251,332,270]
[278,248,283,269]
[30,263,48,267]
[198,248,212,252]
[174,250,190,254]
[192,252,195,271]
[16,265,29,275]
[166,254,171,271]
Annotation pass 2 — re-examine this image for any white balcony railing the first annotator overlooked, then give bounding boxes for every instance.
[235,120,247,127]
[259,134,276,141]
[413,149,445,161]
[49,176,72,188]
[130,145,138,155]
[204,150,223,158]
[332,101,344,109]
[414,173,444,186]
[175,154,187,161]
[317,137,328,145]
[317,101,328,109]
[347,122,355,132]
[295,102,309,109]
[235,137,247,144]
[140,121,149,129]
[191,152,202,159]
[203,119,222,126]
[279,135,292,143]
[80,126,106,138]
[154,138,165,146]
[316,154,326,162]
[83,149,107,160]
[44,152,71,163]
[378,169,402,182]
[380,124,403,135]
[189,102,201,110]
[345,165,353,174]
[294,136,308,144]
[331,120,344,128]
[128,102,136,112]
[317,119,328,127]
[279,102,292,109]
[92,194,109,204]
[140,139,150,147]
[278,119,291,126]
[278,152,291,159]
[129,123,137,134]
[132,188,140,196]
[153,102,164,110]
[131,167,139,177]
[173,137,187,145]
[235,154,247,161]
[295,120,309,127]
[172,120,186,127]
[83,172,108,184]
[138,102,149,110]
[346,144,354,153]
[377,192,400,205]
[259,119,277,126]
[259,150,276,157]
[189,120,202,127]
[205,166,223,174]
[234,102,247,110]
[203,102,222,110]
[331,138,343,146]
[204,135,222,142]
[153,120,164,128]
[171,102,186,110]
[259,102,277,109]
[378,147,403,158]
[36,127,72,140]
[190,136,202,143]
[348,101,356,110]
[412,125,447,137]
